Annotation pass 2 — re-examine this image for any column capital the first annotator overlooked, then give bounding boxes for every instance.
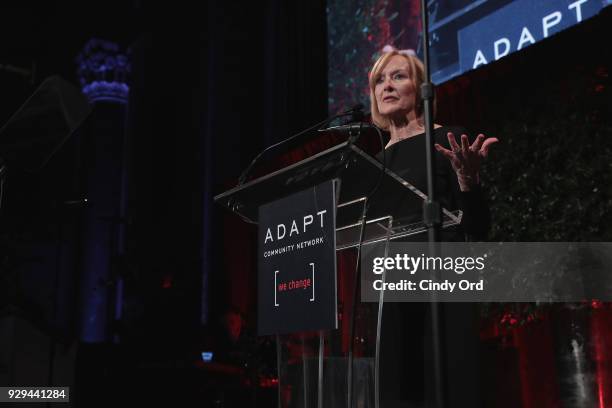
[76,38,130,104]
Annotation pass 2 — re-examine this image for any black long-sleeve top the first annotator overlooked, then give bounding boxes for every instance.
[376,125,490,241]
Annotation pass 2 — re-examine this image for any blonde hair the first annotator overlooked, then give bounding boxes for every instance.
[368,51,426,130]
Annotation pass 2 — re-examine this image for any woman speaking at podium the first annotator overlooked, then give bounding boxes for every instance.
[369,49,497,241]
[368,49,498,407]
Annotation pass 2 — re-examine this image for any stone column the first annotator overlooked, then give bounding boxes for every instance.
[75,38,130,343]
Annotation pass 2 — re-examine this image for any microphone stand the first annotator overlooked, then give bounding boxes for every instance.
[420,1,445,407]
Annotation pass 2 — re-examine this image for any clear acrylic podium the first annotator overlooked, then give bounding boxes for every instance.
[214,140,461,407]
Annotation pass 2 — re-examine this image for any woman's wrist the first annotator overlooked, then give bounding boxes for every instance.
[457,172,480,192]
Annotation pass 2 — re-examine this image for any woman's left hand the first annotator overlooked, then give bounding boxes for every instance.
[435,132,498,192]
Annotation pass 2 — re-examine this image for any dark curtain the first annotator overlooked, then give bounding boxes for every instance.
[205,0,328,323]
[262,0,329,145]
[124,7,207,353]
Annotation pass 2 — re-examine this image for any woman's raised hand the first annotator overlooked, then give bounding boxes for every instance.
[435,132,498,192]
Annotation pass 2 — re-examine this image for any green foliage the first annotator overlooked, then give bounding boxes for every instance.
[481,68,612,242]
[473,59,612,325]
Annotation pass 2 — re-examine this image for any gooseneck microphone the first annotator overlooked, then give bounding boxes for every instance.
[237,103,365,186]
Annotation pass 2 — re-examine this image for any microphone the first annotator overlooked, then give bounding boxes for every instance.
[237,103,367,185]
[342,103,364,115]
[319,122,375,134]
[348,103,366,122]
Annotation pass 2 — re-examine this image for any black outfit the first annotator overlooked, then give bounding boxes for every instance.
[375,126,487,407]
[377,125,489,240]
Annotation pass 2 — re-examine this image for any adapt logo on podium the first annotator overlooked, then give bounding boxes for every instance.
[257,180,338,335]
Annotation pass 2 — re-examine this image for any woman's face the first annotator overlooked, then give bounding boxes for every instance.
[374,55,417,120]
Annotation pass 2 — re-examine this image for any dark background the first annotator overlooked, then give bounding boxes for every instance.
[1,1,611,407]
[1,1,326,406]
